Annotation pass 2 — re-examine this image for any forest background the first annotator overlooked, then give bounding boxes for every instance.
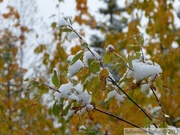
[0,0,180,134]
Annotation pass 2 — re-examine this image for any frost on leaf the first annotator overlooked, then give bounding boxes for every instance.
[141,82,152,93]
[68,60,84,76]
[79,125,86,130]
[105,90,125,106]
[54,82,93,117]
[127,59,162,81]
[57,17,68,27]
[83,50,99,67]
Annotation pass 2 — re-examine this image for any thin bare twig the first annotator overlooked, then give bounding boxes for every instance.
[150,87,169,125]
[94,107,153,135]
[31,81,60,93]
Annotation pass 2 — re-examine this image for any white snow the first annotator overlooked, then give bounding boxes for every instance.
[68,60,84,76]
[57,18,68,27]
[54,91,61,102]
[105,90,125,106]
[152,106,161,114]
[63,109,75,121]
[127,59,162,81]
[105,90,117,101]
[79,125,86,130]
[106,44,115,52]
[67,55,74,62]
[78,91,91,105]
[83,50,99,67]
[54,82,93,115]
[59,82,73,98]
[141,82,152,93]
[68,32,78,40]
[116,94,125,106]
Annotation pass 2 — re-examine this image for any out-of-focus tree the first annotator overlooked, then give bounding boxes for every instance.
[0,1,62,134]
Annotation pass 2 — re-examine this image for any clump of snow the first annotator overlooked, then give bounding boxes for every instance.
[106,44,115,53]
[67,55,74,63]
[63,109,75,121]
[68,32,78,40]
[127,59,162,81]
[152,106,161,114]
[105,90,116,101]
[54,82,93,116]
[105,90,125,106]
[57,18,68,27]
[79,125,86,130]
[83,50,99,67]
[78,90,91,105]
[68,60,84,76]
[141,82,152,93]
[58,82,73,98]
[167,125,179,134]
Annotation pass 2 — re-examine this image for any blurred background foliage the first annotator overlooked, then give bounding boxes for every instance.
[0,0,179,134]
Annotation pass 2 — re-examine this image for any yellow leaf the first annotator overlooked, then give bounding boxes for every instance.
[99,68,109,81]
[99,68,109,90]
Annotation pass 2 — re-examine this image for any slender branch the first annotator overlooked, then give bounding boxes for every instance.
[68,25,84,41]
[31,81,60,93]
[108,76,158,128]
[150,87,169,125]
[94,107,153,135]
[147,75,169,125]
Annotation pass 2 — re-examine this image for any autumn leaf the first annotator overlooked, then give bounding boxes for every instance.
[52,70,60,88]
[99,68,109,90]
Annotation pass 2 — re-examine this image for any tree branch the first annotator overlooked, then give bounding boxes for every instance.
[94,107,153,135]
[108,76,158,128]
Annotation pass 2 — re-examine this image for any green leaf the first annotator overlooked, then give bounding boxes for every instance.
[53,100,63,116]
[143,117,152,127]
[72,79,78,86]
[127,90,134,107]
[71,51,83,65]
[24,78,30,82]
[62,28,72,32]
[134,88,141,95]
[93,76,100,86]
[27,81,39,90]
[87,59,94,68]
[81,42,88,48]
[113,52,126,62]
[128,55,133,69]
[135,52,141,59]
[90,61,100,74]
[103,52,112,64]
[52,70,60,88]
[0,105,3,111]
[81,70,91,84]
[159,122,167,128]
[62,104,71,116]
